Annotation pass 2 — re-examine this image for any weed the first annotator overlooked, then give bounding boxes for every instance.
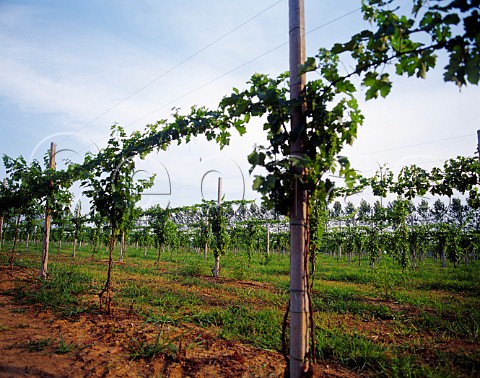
[11,264,93,318]
[219,305,282,350]
[23,338,51,352]
[191,305,282,350]
[142,309,179,326]
[312,286,395,320]
[120,282,152,300]
[315,329,389,373]
[176,259,209,277]
[55,334,76,354]
[416,310,480,340]
[129,328,178,361]
[10,308,26,314]
[149,291,183,311]
[175,275,201,286]
[373,266,401,301]
[231,260,248,280]
[191,309,224,327]
[2,244,478,377]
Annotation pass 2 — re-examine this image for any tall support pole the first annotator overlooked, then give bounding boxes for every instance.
[477,129,480,162]
[217,177,222,206]
[0,178,6,249]
[213,177,222,277]
[266,224,270,256]
[73,203,81,258]
[204,217,208,261]
[289,0,309,376]
[40,142,56,279]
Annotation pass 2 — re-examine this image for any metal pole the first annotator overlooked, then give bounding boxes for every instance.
[289,0,309,376]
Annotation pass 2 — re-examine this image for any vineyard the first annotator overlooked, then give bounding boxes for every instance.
[1,0,479,376]
[0,195,479,376]
[1,196,480,274]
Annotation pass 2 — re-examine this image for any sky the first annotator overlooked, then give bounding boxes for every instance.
[0,0,478,211]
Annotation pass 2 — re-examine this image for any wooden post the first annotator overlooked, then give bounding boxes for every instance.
[477,129,480,162]
[39,142,56,279]
[204,217,208,261]
[73,203,80,258]
[289,0,309,376]
[213,177,222,277]
[266,224,270,256]
[119,230,125,262]
[0,178,5,249]
[9,214,21,268]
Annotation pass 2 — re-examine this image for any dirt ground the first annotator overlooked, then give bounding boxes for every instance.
[0,267,354,377]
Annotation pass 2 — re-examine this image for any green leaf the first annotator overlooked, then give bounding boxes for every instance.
[252,176,264,191]
[334,79,356,94]
[299,57,317,74]
[234,122,247,136]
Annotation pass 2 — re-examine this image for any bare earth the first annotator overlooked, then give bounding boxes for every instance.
[0,267,353,378]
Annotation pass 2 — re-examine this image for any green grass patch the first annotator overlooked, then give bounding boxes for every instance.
[129,328,179,361]
[193,305,282,350]
[23,338,52,352]
[9,264,94,318]
[55,334,77,354]
[1,243,478,377]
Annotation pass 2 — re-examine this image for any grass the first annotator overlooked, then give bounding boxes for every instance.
[1,241,479,376]
[315,329,391,373]
[192,305,282,350]
[55,334,77,354]
[6,263,95,318]
[129,327,179,361]
[16,335,76,354]
[23,338,52,352]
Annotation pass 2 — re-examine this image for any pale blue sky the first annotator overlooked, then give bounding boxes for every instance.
[0,1,478,209]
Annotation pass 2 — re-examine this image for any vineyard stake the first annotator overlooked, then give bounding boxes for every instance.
[289,0,309,376]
